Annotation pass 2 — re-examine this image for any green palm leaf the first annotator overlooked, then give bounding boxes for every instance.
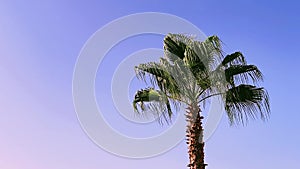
[222,51,247,66]
[163,34,187,61]
[133,88,173,123]
[225,65,263,86]
[135,60,180,98]
[225,84,270,125]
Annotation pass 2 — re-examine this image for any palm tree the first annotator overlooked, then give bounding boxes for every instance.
[132,33,270,169]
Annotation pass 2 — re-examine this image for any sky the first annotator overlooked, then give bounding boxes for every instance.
[1,0,300,169]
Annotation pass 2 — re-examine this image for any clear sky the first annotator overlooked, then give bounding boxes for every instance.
[1,0,300,169]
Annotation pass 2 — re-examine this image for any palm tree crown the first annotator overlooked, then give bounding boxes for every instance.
[132,33,270,169]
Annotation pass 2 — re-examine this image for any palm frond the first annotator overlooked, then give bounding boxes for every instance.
[172,58,201,100]
[135,60,180,98]
[206,35,223,55]
[183,36,224,89]
[225,84,270,125]
[222,52,247,66]
[183,45,208,79]
[225,65,263,86]
[163,34,187,62]
[132,88,174,123]
[189,35,223,69]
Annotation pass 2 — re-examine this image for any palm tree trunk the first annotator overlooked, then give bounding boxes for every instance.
[186,103,207,169]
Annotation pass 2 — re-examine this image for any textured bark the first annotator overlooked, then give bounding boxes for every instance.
[186,103,207,169]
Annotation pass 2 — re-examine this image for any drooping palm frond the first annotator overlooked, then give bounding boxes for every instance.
[135,59,181,99]
[222,51,247,66]
[225,65,264,86]
[132,88,173,123]
[225,84,270,125]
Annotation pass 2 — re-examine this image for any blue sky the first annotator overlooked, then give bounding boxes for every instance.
[1,0,300,169]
